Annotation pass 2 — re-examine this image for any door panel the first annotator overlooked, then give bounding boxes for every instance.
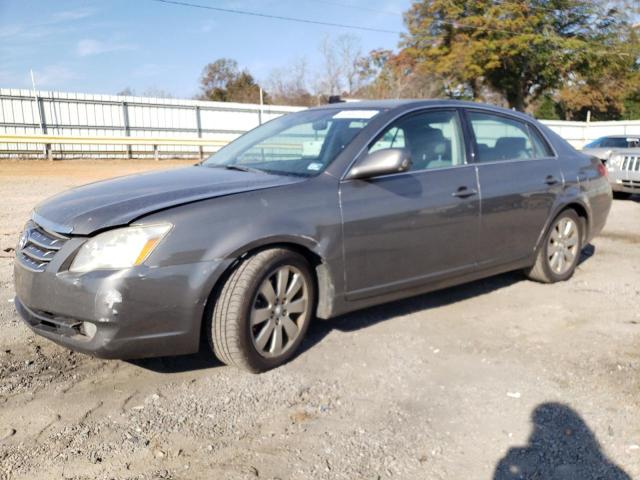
[465,110,564,266]
[340,166,479,299]
[476,160,563,265]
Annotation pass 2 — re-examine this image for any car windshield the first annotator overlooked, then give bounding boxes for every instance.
[202,108,380,176]
[596,137,635,148]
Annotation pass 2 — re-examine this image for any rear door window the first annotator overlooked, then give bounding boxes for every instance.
[527,125,554,157]
[468,111,539,162]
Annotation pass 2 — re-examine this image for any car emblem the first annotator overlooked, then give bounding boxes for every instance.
[17,229,30,251]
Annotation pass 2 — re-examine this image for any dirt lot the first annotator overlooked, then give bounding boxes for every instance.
[0,159,639,479]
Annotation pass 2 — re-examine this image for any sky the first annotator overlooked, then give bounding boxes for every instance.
[0,0,411,98]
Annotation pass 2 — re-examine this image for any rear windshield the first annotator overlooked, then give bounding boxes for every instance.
[203,108,380,176]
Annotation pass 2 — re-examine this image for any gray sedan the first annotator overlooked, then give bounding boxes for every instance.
[13,100,612,372]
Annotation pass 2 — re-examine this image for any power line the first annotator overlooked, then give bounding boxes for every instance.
[149,0,634,57]
[148,0,403,34]
[301,0,403,17]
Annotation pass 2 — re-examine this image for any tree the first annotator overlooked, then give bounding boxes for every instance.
[141,87,174,99]
[356,49,436,99]
[554,15,640,120]
[117,87,174,98]
[117,87,136,96]
[336,34,363,94]
[266,58,316,106]
[317,36,343,95]
[198,58,264,103]
[401,0,638,112]
[316,34,368,97]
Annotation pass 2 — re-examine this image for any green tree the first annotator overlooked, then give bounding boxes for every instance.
[534,95,562,120]
[401,0,638,112]
[199,58,264,104]
[553,6,639,120]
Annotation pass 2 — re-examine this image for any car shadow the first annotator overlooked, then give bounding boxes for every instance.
[301,243,595,355]
[300,270,521,355]
[133,244,596,373]
[494,402,630,479]
[128,343,222,373]
[579,243,596,264]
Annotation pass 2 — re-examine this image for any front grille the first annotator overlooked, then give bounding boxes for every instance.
[621,180,640,190]
[621,155,640,172]
[16,221,68,272]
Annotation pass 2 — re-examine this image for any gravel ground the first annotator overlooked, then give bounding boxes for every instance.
[0,159,639,480]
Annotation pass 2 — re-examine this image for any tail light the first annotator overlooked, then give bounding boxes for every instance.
[597,162,607,178]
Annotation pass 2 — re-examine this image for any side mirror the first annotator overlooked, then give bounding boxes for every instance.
[346,148,412,180]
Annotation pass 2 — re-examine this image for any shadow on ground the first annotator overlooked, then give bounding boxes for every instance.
[134,245,596,373]
[302,244,595,355]
[129,347,221,373]
[494,402,630,479]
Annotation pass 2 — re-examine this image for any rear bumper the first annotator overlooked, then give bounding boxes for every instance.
[14,258,230,359]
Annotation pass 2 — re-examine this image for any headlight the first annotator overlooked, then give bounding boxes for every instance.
[69,224,172,273]
[608,155,623,169]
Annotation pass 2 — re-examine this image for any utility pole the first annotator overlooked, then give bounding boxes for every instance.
[30,69,51,160]
[258,87,264,125]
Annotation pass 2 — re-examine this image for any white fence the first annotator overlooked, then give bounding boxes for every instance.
[0,88,638,158]
[0,88,303,159]
[541,120,640,149]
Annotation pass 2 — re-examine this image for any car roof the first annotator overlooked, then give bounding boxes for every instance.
[309,99,536,123]
[596,135,639,139]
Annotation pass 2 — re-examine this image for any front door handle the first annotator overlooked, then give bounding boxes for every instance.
[452,186,478,198]
[545,175,560,185]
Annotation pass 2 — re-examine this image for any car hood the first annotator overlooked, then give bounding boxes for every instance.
[34,166,304,235]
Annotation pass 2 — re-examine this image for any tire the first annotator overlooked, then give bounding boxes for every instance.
[208,248,316,373]
[613,191,632,200]
[525,209,583,284]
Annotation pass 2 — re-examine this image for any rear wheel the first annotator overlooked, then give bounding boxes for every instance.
[525,209,582,283]
[209,248,315,372]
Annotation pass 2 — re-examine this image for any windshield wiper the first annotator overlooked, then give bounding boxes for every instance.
[223,164,266,174]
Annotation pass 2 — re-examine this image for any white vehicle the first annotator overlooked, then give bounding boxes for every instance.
[583,136,640,199]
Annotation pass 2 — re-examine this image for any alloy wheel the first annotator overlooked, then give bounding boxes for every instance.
[250,265,309,358]
[547,217,579,275]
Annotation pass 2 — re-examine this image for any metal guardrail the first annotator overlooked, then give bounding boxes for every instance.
[0,134,229,160]
[0,133,303,160]
[0,133,228,146]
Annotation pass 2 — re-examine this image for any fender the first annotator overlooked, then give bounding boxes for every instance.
[532,188,592,255]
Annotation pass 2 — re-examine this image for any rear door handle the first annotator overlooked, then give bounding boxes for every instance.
[452,186,478,198]
[545,175,560,185]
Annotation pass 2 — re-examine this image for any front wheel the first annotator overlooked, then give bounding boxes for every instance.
[208,248,315,372]
[525,209,582,283]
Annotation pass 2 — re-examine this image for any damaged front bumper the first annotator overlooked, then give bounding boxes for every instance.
[14,256,230,359]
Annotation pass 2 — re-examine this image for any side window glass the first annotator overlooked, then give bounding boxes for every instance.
[527,125,554,157]
[369,127,405,152]
[468,112,534,162]
[368,110,465,171]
